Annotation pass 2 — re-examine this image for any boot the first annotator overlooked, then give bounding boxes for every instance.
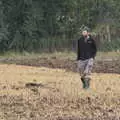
[81,77,91,89]
[81,77,86,89]
[84,78,91,89]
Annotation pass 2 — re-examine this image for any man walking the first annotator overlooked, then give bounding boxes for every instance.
[77,30,97,89]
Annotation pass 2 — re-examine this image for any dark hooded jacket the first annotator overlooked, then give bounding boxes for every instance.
[77,35,97,60]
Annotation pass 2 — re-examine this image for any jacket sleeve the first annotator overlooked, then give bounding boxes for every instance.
[91,39,97,58]
[77,39,80,60]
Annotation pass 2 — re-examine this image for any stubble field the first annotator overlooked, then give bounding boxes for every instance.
[0,52,120,120]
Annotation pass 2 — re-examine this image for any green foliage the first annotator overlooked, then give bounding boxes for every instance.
[0,0,120,52]
[99,39,120,52]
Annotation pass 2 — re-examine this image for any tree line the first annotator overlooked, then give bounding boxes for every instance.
[0,0,120,52]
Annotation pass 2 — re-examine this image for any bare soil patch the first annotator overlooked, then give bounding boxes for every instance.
[0,57,120,74]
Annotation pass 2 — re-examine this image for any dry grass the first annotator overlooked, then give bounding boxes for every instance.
[0,64,120,96]
[0,51,120,61]
[0,64,120,120]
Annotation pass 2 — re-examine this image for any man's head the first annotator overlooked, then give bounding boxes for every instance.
[82,30,89,37]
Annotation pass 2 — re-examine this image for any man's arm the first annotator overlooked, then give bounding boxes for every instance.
[91,38,97,58]
[77,39,80,60]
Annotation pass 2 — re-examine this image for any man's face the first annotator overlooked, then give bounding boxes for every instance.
[82,30,88,37]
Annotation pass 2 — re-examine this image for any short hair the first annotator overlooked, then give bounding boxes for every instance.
[82,28,90,33]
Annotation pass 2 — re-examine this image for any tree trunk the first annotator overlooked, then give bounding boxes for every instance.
[106,25,111,42]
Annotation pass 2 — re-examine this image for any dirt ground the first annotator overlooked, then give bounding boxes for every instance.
[0,56,120,74]
[0,63,120,120]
